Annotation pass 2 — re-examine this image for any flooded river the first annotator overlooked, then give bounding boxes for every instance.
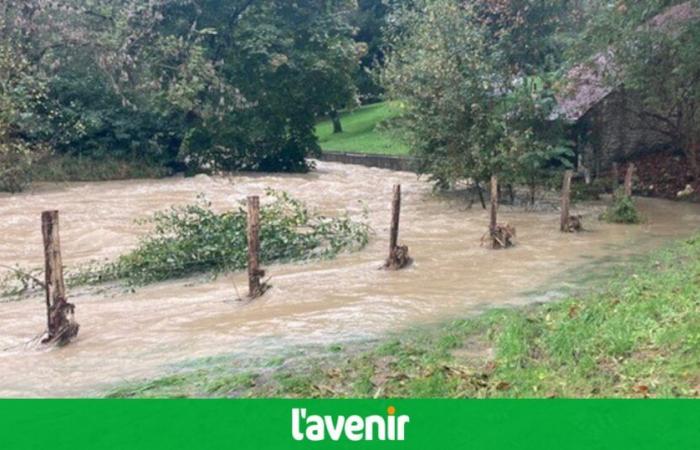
[1,161,700,397]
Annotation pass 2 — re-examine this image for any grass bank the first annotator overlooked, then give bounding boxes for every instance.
[109,235,700,399]
[315,102,410,156]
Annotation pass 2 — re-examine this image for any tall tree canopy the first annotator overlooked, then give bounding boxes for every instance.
[0,0,361,189]
[382,0,574,194]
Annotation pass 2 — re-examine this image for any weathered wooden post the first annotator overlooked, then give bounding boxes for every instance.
[41,211,79,345]
[384,184,410,270]
[612,162,619,198]
[486,175,515,249]
[624,163,635,198]
[560,170,572,232]
[490,175,498,234]
[246,196,266,298]
[560,170,582,233]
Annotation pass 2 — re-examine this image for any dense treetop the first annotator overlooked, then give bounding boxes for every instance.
[1,0,698,194]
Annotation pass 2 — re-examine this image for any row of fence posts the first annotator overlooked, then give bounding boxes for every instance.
[34,163,638,346]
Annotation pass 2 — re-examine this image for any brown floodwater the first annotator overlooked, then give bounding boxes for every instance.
[1,161,699,397]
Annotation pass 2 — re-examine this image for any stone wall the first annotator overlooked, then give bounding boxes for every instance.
[318,151,415,172]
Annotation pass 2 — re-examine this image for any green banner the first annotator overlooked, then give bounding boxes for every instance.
[3,400,698,449]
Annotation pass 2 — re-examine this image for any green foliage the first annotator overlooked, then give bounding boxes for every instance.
[0,140,39,193]
[73,190,370,285]
[349,0,400,102]
[112,235,700,398]
[381,0,573,190]
[0,42,50,192]
[0,0,363,186]
[601,194,643,224]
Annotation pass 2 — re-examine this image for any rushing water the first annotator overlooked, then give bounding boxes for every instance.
[1,161,700,397]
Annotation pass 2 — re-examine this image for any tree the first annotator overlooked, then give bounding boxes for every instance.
[0,0,362,189]
[382,0,572,196]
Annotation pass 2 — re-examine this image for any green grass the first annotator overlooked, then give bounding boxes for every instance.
[315,102,410,156]
[108,235,700,399]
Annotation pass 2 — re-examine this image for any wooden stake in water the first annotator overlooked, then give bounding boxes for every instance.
[246,196,266,298]
[560,170,573,232]
[486,175,516,248]
[384,185,410,270]
[41,211,79,345]
[490,175,498,233]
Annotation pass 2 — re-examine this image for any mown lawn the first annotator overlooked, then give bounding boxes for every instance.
[315,102,410,156]
[109,235,700,399]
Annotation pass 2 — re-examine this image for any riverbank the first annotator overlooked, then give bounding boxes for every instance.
[108,233,700,398]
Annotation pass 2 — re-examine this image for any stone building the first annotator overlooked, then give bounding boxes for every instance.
[555,2,699,178]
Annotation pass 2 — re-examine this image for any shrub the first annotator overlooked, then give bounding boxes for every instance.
[72,190,370,285]
[0,139,46,193]
[601,195,642,224]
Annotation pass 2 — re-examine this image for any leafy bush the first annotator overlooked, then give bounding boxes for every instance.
[0,139,40,193]
[601,194,642,224]
[73,190,370,285]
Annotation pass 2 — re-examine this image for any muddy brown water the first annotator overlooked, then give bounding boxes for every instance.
[1,161,700,397]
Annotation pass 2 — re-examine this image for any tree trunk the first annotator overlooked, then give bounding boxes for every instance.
[41,211,79,346]
[624,163,635,198]
[685,136,700,181]
[475,181,486,210]
[330,109,343,134]
[612,162,619,199]
[507,184,515,205]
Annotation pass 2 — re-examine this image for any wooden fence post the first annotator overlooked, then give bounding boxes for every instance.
[486,175,516,248]
[490,175,498,233]
[246,196,266,298]
[41,211,79,345]
[384,185,410,270]
[560,170,573,232]
[389,185,401,253]
[624,163,635,198]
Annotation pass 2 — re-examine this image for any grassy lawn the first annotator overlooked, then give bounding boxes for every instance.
[315,102,410,156]
[109,234,700,398]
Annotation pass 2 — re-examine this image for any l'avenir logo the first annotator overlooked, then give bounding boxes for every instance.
[292,406,410,442]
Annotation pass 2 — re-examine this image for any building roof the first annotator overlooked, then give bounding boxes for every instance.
[555,1,700,122]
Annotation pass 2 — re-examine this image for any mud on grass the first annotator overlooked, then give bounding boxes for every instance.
[108,235,700,399]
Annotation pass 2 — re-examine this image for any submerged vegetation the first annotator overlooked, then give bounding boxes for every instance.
[75,191,370,285]
[110,235,700,398]
[0,191,369,294]
[601,195,643,224]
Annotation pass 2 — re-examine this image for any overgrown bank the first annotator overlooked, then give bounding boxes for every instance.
[109,234,700,398]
